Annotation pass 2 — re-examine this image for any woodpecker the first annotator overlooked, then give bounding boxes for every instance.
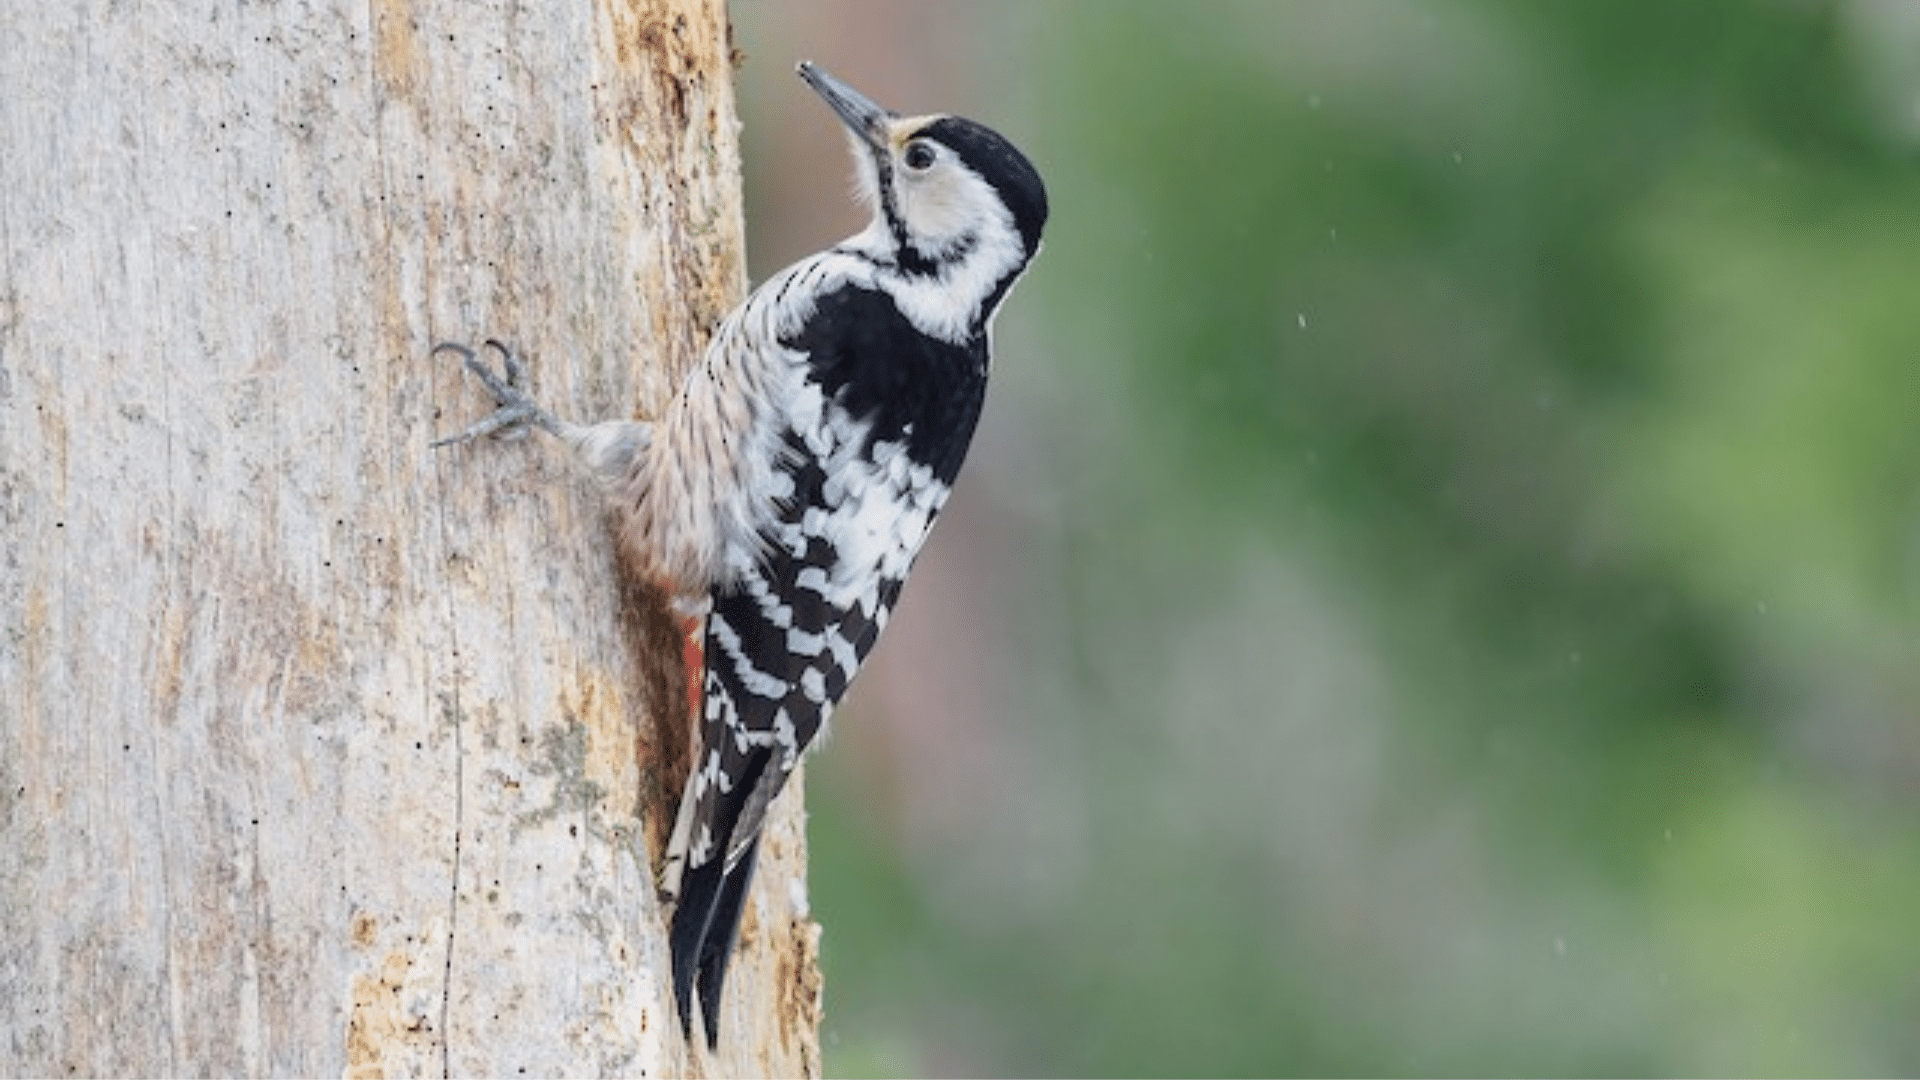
[432,62,1047,1048]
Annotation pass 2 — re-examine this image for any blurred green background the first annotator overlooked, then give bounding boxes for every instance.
[735,2,1920,1075]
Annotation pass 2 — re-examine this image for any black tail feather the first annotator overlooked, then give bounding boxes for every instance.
[669,856,725,1042]
[696,837,762,1049]
[668,836,765,1049]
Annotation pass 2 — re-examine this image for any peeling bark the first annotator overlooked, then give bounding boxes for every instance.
[0,0,820,1075]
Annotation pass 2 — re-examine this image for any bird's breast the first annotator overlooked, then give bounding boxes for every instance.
[781,282,991,487]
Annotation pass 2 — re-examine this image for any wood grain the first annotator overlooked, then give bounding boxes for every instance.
[0,0,820,1074]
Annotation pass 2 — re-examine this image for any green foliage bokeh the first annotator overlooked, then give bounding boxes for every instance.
[788,2,1920,1075]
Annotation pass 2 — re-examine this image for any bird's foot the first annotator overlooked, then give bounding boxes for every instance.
[430,339,562,447]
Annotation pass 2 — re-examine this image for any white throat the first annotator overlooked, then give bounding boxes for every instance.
[844,216,1029,345]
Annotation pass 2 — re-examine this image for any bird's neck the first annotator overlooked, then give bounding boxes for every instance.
[841,218,1032,346]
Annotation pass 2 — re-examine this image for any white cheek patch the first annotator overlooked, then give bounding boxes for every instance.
[901,171,982,248]
[884,166,1030,344]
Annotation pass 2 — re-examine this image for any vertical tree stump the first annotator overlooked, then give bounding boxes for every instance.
[0,0,821,1074]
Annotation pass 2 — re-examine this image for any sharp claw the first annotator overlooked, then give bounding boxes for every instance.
[431,341,477,363]
[483,338,529,388]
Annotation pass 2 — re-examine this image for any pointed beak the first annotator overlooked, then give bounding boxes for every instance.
[797,61,892,153]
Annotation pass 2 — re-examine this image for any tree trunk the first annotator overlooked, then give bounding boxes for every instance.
[0,0,821,1075]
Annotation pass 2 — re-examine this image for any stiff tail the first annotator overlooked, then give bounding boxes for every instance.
[668,836,764,1048]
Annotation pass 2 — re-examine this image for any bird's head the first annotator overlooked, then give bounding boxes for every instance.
[798,62,1047,333]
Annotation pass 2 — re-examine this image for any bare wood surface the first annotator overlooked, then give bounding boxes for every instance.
[0,0,820,1075]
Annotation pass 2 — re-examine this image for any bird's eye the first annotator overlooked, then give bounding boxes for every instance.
[903,141,937,171]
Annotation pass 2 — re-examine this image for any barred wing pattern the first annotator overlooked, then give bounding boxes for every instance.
[667,283,990,1046]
